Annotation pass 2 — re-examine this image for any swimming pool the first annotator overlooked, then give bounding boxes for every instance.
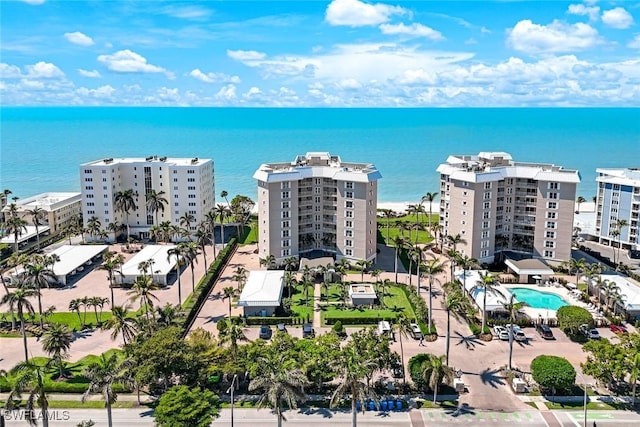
[510,287,569,311]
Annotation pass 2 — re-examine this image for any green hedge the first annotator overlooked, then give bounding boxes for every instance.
[324,315,397,325]
[181,238,237,335]
[245,316,298,326]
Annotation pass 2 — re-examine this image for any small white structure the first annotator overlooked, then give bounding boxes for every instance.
[455,269,514,313]
[1,225,51,247]
[238,270,285,316]
[49,244,109,285]
[119,245,177,286]
[505,258,554,284]
[512,378,527,393]
[453,378,465,392]
[377,320,391,336]
[349,283,377,306]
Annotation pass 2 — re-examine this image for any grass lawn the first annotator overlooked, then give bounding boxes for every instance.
[239,222,258,245]
[544,400,617,410]
[37,311,113,331]
[288,283,314,322]
[377,214,437,246]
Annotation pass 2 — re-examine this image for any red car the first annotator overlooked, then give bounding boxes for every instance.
[609,324,628,334]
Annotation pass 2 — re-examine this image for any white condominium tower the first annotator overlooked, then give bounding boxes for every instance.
[80,156,214,240]
[253,152,381,264]
[595,168,640,250]
[437,152,580,263]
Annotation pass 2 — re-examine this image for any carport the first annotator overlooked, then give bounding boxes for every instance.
[120,245,177,286]
[48,244,109,285]
[505,258,554,284]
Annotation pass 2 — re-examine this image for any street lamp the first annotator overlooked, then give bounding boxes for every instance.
[227,374,239,427]
[576,371,591,427]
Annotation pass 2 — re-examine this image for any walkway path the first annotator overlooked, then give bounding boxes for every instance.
[313,282,322,328]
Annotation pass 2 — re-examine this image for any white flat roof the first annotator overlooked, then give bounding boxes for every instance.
[82,157,212,167]
[1,225,51,244]
[2,192,81,212]
[120,245,177,278]
[48,244,109,276]
[505,259,554,276]
[596,274,640,311]
[455,269,513,311]
[349,283,377,298]
[238,270,285,307]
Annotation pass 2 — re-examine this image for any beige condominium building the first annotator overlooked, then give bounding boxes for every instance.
[80,156,214,240]
[437,152,580,264]
[253,152,381,264]
[1,192,82,234]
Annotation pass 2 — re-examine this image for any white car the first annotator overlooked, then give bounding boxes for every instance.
[493,326,509,341]
[513,330,527,342]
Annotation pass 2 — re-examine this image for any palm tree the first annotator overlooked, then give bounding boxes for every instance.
[248,353,310,427]
[421,191,438,232]
[394,314,411,390]
[2,284,37,361]
[392,236,407,284]
[167,245,185,306]
[106,221,124,242]
[629,352,640,405]
[355,259,371,282]
[156,303,180,327]
[4,212,28,253]
[145,189,168,225]
[218,317,248,358]
[455,254,477,296]
[83,353,127,427]
[379,279,391,307]
[179,212,196,240]
[26,206,47,250]
[471,271,504,334]
[575,196,586,213]
[220,190,230,208]
[502,294,526,370]
[446,233,466,252]
[114,189,138,238]
[99,252,124,308]
[41,323,73,378]
[423,258,446,332]
[613,219,629,269]
[127,275,160,325]
[380,208,394,243]
[204,209,218,258]
[420,354,454,403]
[222,286,236,318]
[411,245,427,294]
[23,256,56,327]
[569,258,587,287]
[331,344,375,427]
[444,292,466,365]
[193,226,211,270]
[283,256,299,272]
[259,254,276,269]
[102,305,137,345]
[182,241,201,292]
[302,276,313,307]
[89,296,108,324]
[233,266,248,292]
[6,359,52,427]
[215,203,230,245]
[69,298,83,328]
[86,216,102,241]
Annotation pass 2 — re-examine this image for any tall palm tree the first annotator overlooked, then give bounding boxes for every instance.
[331,344,376,427]
[193,226,211,270]
[145,189,168,226]
[420,354,454,403]
[446,233,466,252]
[569,258,587,287]
[614,219,629,269]
[502,294,526,370]
[222,286,236,318]
[182,241,201,292]
[2,284,37,361]
[7,359,52,427]
[412,245,427,294]
[4,212,28,253]
[220,190,230,208]
[127,275,160,325]
[167,244,185,306]
[444,292,466,365]
[102,305,137,345]
[23,256,56,327]
[114,189,138,238]
[89,296,108,324]
[99,252,124,308]
[106,221,124,243]
[575,196,586,213]
[380,208,393,243]
[392,236,407,284]
[423,258,446,332]
[355,259,371,282]
[249,353,309,427]
[204,209,217,258]
[179,212,196,240]
[394,314,411,390]
[26,206,47,250]
[214,204,230,246]
[471,271,504,334]
[218,317,248,358]
[259,254,276,269]
[629,352,640,406]
[83,353,127,427]
[421,191,438,232]
[41,323,73,378]
[86,216,102,241]
[455,254,477,296]
[69,298,83,328]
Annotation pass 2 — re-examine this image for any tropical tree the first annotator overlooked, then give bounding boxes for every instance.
[423,258,446,332]
[629,352,640,405]
[355,259,371,282]
[69,298,83,328]
[446,233,466,252]
[411,245,428,294]
[41,323,73,378]
[575,196,586,213]
[86,216,102,241]
[233,266,248,292]
[179,211,196,240]
[380,208,394,242]
[82,353,128,427]
[502,294,526,370]
[167,245,185,306]
[455,254,477,296]
[26,206,47,250]
[145,189,168,225]
[222,286,237,318]
[259,254,276,270]
[99,252,124,308]
[102,305,137,345]
[220,190,230,208]
[23,255,56,327]
[420,354,455,403]
[568,258,587,287]
[218,317,249,358]
[106,221,124,242]
[182,241,201,292]
[421,191,438,231]
[193,227,210,270]
[392,235,407,284]
[471,271,503,334]
[155,385,220,427]
[127,275,160,325]
[3,211,28,253]
[203,209,217,258]
[1,284,37,362]
[89,296,108,324]
[214,204,230,245]
[394,314,412,390]
[6,359,52,427]
[444,292,466,365]
[114,189,138,238]
[613,219,629,269]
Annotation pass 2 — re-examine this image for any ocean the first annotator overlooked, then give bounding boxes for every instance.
[1,107,638,203]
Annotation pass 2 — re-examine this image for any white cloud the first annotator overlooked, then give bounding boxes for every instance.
[25,61,65,78]
[325,0,405,27]
[78,69,101,78]
[160,5,211,20]
[0,63,22,78]
[227,49,266,61]
[20,79,45,89]
[379,23,443,40]
[507,20,600,54]
[97,50,167,74]
[567,4,600,21]
[243,86,262,98]
[336,78,362,89]
[216,84,237,100]
[64,31,94,46]
[189,69,241,84]
[629,35,640,49]
[602,7,634,29]
[77,85,115,98]
[20,0,45,5]
[157,87,180,100]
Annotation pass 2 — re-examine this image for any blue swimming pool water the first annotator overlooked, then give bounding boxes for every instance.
[510,287,569,311]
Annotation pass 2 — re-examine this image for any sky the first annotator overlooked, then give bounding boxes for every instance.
[1,0,639,107]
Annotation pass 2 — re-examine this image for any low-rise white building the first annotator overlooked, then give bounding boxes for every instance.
[1,192,81,234]
[238,270,285,316]
[454,269,513,313]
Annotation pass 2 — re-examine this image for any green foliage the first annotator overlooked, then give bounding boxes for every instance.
[408,353,433,390]
[556,306,593,335]
[154,385,220,427]
[324,315,397,325]
[531,355,576,393]
[582,335,633,389]
[332,320,346,337]
[245,316,297,326]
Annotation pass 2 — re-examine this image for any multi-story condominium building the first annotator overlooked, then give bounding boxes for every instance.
[1,192,82,234]
[80,156,214,240]
[253,152,380,264]
[595,168,640,250]
[437,152,580,263]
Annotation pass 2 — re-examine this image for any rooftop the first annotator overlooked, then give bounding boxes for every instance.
[238,270,285,307]
[82,156,211,167]
[596,168,640,187]
[1,192,81,212]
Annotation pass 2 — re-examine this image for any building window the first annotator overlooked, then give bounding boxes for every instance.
[282,220,290,228]
[483,212,490,219]
[545,231,556,238]
[281,249,290,257]
[547,192,558,199]
[544,241,555,248]
[480,250,489,257]
[484,182,492,189]
[481,231,490,238]
[345,239,353,247]
[546,221,556,229]
[282,201,290,209]
[345,201,353,208]
[282,239,290,247]
[281,191,290,199]
[546,212,557,219]
[481,240,489,248]
[483,201,491,209]
[548,182,559,190]
[282,230,290,238]
[346,191,353,199]
[281,182,290,189]
[345,220,353,228]
[484,192,491,200]
[282,211,290,219]
[547,201,557,209]
[346,249,353,256]
[544,250,555,258]
[345,211,353,218]
[482,221,490,228]
[345,230,353,237]
[345,182,353,189]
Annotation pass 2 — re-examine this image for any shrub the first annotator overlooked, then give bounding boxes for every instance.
[408,353,433,391]
[245,316,296,326]
[556,306,593,336]
[324,315,397,325]
[531,355,576,394]
[332,320,347,337]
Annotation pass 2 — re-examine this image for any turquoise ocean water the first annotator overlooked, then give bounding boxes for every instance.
[1,108,638,203]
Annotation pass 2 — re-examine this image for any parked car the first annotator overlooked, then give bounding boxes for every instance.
[276,323,288,334]
[513,330,527,342]
[259,325,272,340]
[302,323,315,338]
[409,323,423,340]
[391,365,404,379]
[536,324,554,340]
[493,325,509,341]
[609,324,628,335]
[580,324,600,339]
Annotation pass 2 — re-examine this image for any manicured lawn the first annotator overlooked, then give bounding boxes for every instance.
[377,214,437,246]
[0,400,137,409]
[288,283,314,322]
[239,222,258,245]
[37,311,113,331]
[544,400,616,410]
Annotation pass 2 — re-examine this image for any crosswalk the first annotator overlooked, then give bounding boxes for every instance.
[421,410,542,424]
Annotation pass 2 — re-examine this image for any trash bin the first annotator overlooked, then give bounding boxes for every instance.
[356,400,361,411]
[368,400,375,411]
[381,400,388,411]
[396,400,402,410]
